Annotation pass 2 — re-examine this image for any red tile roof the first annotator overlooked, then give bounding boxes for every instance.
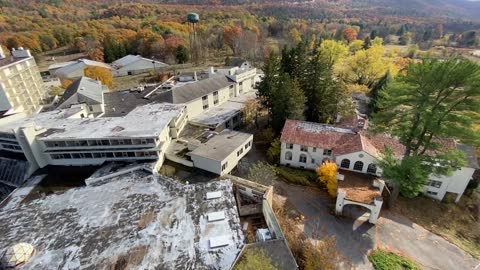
[280,120,364,156]
[280,120,458,159]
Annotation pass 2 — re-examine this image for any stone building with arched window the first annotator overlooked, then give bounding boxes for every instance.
[279,119,478,203]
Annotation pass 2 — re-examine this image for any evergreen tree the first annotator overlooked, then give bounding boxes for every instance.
[304,53,352,123]
[175,45,189,64]
[368,71,391,115]
[257,52,280,109]
[373,58,480,197]
[363,36,371,49]
[270,73,306,133]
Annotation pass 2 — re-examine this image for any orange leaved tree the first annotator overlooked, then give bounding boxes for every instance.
[316,161,338,197]
[84,66,113,90]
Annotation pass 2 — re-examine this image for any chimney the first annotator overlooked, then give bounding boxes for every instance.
[0,45,5,59]
[208,67,215,77]
[11,47,32,58]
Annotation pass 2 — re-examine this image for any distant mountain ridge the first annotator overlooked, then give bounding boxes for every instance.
[155,0,480,21]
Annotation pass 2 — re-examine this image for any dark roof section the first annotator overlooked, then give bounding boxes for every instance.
[102,91,149,117]
[58,77,83,104]
[456,144,479,169]
[0,56,28,69]
[159,75,235,104]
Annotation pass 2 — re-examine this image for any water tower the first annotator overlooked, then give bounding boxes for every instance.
[187,12,200,63]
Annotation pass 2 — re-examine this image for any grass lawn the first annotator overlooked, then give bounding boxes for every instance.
[395,190,480,259]
[368,249,420,270]
[275,166,318,186]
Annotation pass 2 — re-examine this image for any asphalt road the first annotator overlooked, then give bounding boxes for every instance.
[276,182,480,270]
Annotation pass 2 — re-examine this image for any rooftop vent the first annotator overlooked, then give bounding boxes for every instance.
[209,236,230,249]
[206,191,222,200]
[207,211,225,222]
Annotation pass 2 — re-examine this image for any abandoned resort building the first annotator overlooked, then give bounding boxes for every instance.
[0,47,48,115]
[0,165,296,269]
[280,119,478,204]
[0,56,299,269]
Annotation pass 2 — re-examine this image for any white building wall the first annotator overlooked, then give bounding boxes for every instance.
[335,151,382,176]
[219,136,253,175]
[0,57,48,114]
[191,135,253,175]
[424,167,475,202]
[280,142,333,170]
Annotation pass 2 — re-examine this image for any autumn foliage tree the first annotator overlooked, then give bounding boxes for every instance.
[342,27,358,43]
[316,161,338,197]
[224,26,242,55]
[84,66,113,89]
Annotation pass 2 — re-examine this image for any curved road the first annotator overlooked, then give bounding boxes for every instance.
[276,182,479,270]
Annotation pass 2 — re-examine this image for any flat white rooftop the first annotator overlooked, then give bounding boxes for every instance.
[189,91,256,128]
[0,169,245,269]
[191,130,253,162]
[0,103,185,140]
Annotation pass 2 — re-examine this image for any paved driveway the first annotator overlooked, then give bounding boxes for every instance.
[276,182,480,270]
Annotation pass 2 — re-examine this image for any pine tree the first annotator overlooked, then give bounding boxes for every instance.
[270,73,306,133]
[368,71,391,116]
[257,52,280,109]
[373,58,480,197]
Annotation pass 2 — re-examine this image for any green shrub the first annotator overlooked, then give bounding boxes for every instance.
[368,249,420,270]
[276,166,316,186]
[233,248,277,270]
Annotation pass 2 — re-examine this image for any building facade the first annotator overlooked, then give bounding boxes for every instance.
[0,47,48,114]
[0,103,188,174]
[190,130,253,175]
[280,119,478,202]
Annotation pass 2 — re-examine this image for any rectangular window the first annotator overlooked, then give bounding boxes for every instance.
[300,145,308,152]
[299,155,307,163]
[428,180,442,188]
[214,99,219,105]
[202,95,208,100]
[323,149,332,156]
[312,159,315,164]
[203,104,209,110]
[426,191,438,195]
[213,91,218,96]
[312,147,316,152]
[286,143,293,150]
[222,162,228,171]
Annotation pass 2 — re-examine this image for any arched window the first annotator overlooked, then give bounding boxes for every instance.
[299,154,307,163]
[340,159,350,168]
[285,151,292,161]
[353,161,364,171]
[367,163,377,174]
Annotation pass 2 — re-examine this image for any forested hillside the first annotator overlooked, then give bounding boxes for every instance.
[0,0,478,65]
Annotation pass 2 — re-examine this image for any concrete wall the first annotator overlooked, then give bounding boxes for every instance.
[190,155,221,174]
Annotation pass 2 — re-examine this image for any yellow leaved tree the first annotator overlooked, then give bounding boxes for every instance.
[316,161,338,197]
[84,66,113,90]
